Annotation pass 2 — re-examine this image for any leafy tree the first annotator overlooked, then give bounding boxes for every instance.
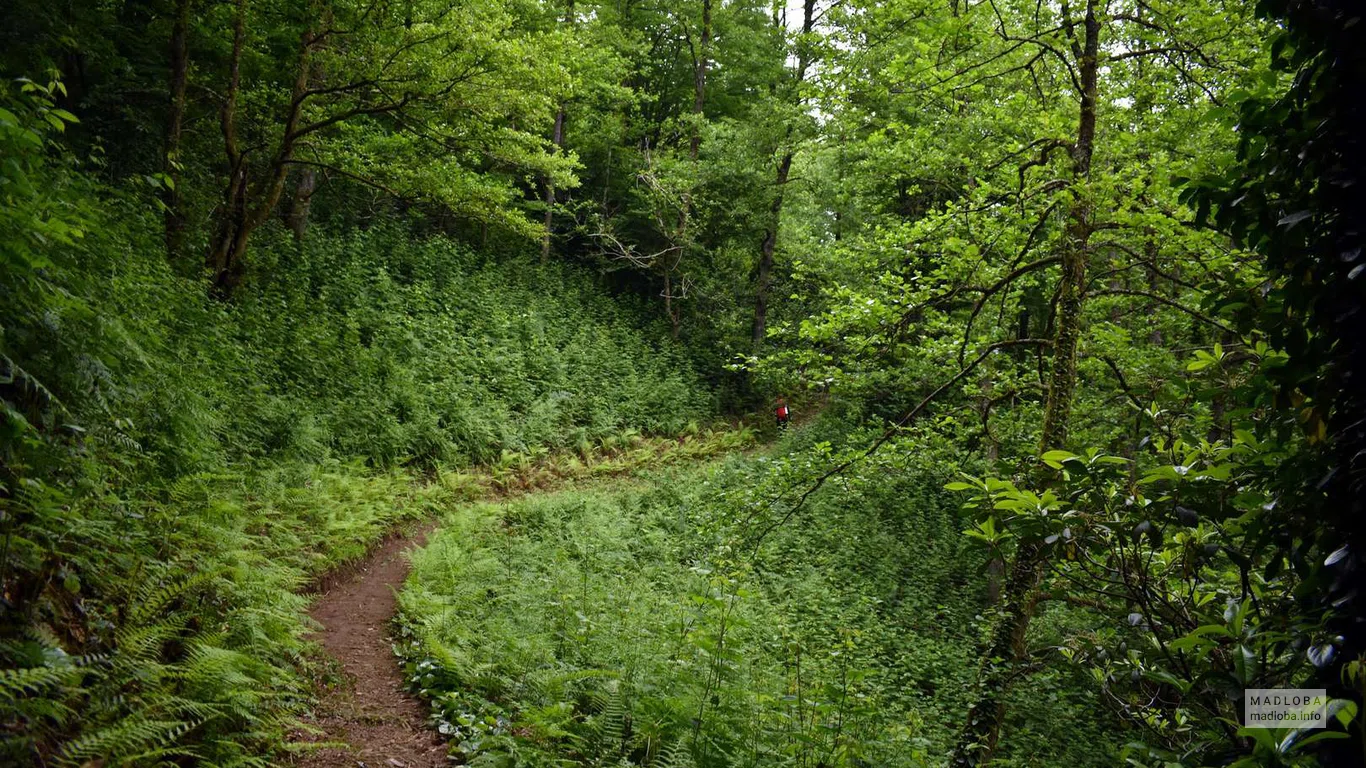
[204,0,581,294]
[4,0,1363,763]
[1196,0,1366,762]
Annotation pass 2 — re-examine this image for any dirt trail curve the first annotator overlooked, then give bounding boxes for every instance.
[292,430,766,766]
[297,522,445,768]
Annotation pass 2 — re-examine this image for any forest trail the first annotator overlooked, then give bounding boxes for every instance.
[292,428,760,765]
[296,521,446,768]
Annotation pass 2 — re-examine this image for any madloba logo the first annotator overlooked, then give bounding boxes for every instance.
[1243,688,1328,729]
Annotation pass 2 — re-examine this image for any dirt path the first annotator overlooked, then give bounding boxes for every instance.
[291,432,765,766]
[297,522,446,768]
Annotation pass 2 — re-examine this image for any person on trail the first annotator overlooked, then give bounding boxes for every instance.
[775,396,791,431]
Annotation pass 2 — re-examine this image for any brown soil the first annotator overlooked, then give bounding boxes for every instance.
[295,520,447,768]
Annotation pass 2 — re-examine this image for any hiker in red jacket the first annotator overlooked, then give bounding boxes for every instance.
[775,396,791,431]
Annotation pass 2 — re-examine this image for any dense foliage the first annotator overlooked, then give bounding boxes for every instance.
[3,0,1363,765]
[399,441,1116,768]
[0,83,713,762]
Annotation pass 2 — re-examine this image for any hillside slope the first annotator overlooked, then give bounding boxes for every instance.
[1,201,714,764]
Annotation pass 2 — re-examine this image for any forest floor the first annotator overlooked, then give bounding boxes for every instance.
[290,424,763,766]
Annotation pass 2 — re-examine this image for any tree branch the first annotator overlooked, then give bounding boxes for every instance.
[1092,288,1234,333]
[745,338,1054,556]
[1101,356,1145,411]
[959,256,1062,365]
[281,158,409,200]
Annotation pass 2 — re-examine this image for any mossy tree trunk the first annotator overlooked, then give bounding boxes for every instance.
[950,0,1099,763]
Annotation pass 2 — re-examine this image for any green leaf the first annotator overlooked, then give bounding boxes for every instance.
[1284,730,1347,752]
[1331,699,1358,728]
[1041,450,1079,469]
[1236,725,1279,751]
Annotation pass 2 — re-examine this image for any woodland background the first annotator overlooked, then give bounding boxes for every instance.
[1,0,1363,765]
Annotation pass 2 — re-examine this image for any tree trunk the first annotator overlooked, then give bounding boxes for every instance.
[752,153,790,350]
[541,108,565,262]
[207,0,248,296]
[1145,241,1163,344]
[751,0,815,352]
[209,4,322,297]
[689,0,711,162]
[950,1,1100,763]
[982,373,1004,604]
[164,0,192,262]
[287,166,317,243]
[664,268,680,339]
[657,0,711,336]
[953,541,1045,765]
[541,0,574,263]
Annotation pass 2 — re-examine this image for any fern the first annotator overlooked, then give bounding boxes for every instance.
[596,684,630,758]
[524,667,620,702]
[0,664,82,701]
[3,215,718,765]
[125,572,211,628]
[566,681,631,764]
[653,739,696,768]
[56,717,200,767]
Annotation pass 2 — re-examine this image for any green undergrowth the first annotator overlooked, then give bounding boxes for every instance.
[2,143,720,763]
[472,423,757,493]
[0,426,754,767]
[397,420,1120,768]
[0,424,750,767]
[0,461,472,767]
[397,457,928,768]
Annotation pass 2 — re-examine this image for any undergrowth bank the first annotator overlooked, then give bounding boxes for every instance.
[1,186,713,763]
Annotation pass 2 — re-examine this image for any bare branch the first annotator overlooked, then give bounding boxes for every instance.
[1092,288,1234,333]
[1088,242,1203,290]
[281,158,408,200]
[959,256,1062,365]
[287,91,415,141]
[745,338,1054,556]
[1101,356,1145,412]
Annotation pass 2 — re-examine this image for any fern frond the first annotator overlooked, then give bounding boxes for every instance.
[524,666,618,702]
[653,739,696,768]
[56,717,198,767]
[126,572,212,627]
[0,664,82,701]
